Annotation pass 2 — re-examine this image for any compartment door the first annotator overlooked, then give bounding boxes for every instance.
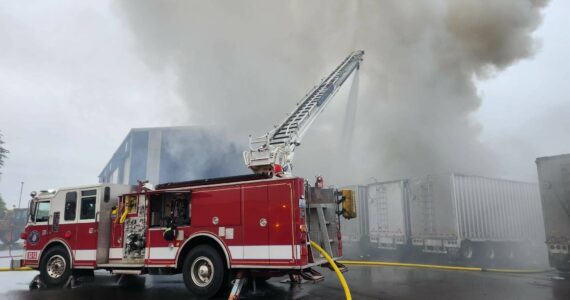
[242,185,269,263]
[74,189,99,265]
[268,183,295,263]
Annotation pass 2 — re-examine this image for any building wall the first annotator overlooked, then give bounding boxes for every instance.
[99,127,246,185]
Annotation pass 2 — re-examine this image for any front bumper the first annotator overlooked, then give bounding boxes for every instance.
[10,258,23,269]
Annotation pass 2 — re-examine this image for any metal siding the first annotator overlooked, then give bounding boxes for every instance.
[403,182,412,240]
[510,182,521,239]
[367,181,408,243]
[409,175,456,240]
[455,176,464,238]
[409,174,543,243]
[490,180,499,239]
[338,185,370,242]
[461,177,470,238]
[146,130,162,184]
[455,174,543,242]
[481,178,491,239]
[537,155,570,244]
[474,177,483,239]
[451,175,462,240]
[408,179,423,239]
[130,131,149,185]
[359,185,369,238]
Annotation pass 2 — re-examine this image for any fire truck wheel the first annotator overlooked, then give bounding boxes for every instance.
[183,245,225,297]
[39,246,72,287]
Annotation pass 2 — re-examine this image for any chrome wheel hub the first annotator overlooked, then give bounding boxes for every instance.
[190,256,214,287]
[46,255,66,279]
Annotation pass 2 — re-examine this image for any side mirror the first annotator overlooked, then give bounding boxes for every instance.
[29,199,36,223]
[104,187,111,203]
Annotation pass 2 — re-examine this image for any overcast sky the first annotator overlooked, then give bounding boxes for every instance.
[0,1,568,208]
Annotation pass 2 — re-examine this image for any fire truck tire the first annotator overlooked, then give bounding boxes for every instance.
[182,245,225,298]
[39,246,72,287]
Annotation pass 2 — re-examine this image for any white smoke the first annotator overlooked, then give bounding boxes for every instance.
[115,0,549,185]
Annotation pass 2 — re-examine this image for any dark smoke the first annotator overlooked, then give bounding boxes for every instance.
[115,0,549,185]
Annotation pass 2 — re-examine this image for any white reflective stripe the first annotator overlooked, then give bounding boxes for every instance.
[269,245,294,259]
[229,245,299,260]
[228,246,244,259]
[148,247,179,260]
[244,246,268,259]
[109,248,122,259]
[74,249,97,261]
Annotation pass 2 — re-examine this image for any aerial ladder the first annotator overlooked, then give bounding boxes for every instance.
[243,50,365,176]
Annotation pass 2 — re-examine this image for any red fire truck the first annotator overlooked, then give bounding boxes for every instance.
[18,50,364,298]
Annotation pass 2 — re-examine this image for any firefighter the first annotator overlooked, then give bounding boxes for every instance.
[163,207,177,241]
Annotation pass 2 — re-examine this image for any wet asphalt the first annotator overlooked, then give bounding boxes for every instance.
[1,246,568,300]
[1,265,569,300]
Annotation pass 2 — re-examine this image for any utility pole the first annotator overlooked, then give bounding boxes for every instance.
[18,181,24,208]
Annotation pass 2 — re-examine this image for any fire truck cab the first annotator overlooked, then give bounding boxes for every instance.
[20,174,347,297]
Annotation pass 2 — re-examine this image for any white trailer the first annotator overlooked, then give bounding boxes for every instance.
[536,153,570,270]
[408,174,546,262]
[367,180,410,251]
[339,185,368,244]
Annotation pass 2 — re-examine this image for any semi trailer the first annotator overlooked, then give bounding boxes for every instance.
[346,174,546,264]
[366,180,411,252]
[408,174,545,263]
[536,153,570,270]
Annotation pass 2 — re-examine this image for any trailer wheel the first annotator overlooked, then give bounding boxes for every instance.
[460,241,474,261]
[182,245,225,298]
[483,243,496,262]
[39,246,72,287]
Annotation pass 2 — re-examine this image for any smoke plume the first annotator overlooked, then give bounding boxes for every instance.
[115,0,548,185]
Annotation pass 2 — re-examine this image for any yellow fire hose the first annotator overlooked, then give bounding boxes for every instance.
[310,241,352,300]
[338,260,551,274]
[0,267,32,271]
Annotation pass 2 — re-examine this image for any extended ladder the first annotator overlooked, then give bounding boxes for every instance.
[244,50,365,174]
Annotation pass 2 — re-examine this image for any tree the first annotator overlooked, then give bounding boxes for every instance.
[0,130,8,175]
[0,194,6,219]
[0,131,8,218]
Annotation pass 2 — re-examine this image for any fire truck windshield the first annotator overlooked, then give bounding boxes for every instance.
[31,201,50,223]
